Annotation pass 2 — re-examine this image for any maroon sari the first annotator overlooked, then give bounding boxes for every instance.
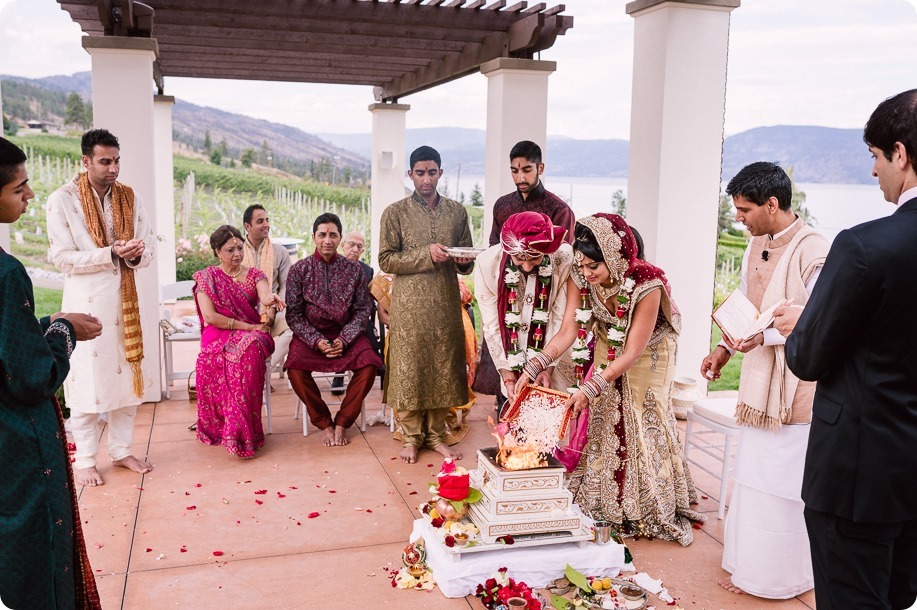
[193,266,274,458]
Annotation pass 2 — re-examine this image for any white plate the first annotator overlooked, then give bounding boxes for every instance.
[445,247,486,259]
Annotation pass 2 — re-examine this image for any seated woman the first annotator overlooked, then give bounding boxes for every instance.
[193,225,284,458]
[517,213,704,546]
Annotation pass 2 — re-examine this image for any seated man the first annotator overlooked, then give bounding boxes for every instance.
[333,230,381,395]
[284,213,383,446]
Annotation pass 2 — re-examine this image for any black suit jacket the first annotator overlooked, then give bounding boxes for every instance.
[786,197,917,523]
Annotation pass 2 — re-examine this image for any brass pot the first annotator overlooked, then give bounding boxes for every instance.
[435,497,469,520]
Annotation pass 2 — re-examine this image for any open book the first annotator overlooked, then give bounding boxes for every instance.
[712,289,782,344]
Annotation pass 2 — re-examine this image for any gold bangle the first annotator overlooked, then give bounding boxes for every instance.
[228,318,234,330]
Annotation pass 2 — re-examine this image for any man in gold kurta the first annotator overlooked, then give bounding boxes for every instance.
[379,146,474,464]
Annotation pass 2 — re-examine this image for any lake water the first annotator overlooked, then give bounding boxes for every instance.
[448,175,896,242]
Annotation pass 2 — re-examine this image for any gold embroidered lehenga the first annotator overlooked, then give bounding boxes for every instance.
[567,214,704,546]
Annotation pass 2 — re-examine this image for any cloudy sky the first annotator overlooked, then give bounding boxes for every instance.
[1,0,915,140]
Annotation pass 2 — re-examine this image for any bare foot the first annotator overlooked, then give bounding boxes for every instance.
[74,466,104,487]
[433,444,462,461]
[334,426,349,446]
[400,445,419,464]
[320,427,335,447]
[717,578,745,594]
[112,455,153,474]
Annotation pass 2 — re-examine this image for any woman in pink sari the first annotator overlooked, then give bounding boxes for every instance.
[193,225,284,458]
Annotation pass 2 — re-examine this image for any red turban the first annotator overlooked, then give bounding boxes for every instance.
[499,211,567,258]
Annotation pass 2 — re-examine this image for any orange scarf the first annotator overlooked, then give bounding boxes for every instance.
[77,172,144,398]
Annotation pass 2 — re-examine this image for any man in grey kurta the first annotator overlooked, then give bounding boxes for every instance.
[379,146,474,464]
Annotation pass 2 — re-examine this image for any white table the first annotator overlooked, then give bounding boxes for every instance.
[410,519,629,598]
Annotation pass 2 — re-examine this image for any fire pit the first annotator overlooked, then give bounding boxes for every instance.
[469,448,582,544]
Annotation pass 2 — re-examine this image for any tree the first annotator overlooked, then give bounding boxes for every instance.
[65,92,85,126]
[470,183,483,207]
[611,189,626,218]
[218,138,229,157]
[203,130,212,152]
[259,140,273,166]
[82,101,93,128]
[2,114,17,136]
[786,166,815,226]
[240,147,255,168]
[209,148,222,166]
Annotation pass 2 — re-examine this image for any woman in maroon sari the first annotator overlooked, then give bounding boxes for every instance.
[193,225,284,458]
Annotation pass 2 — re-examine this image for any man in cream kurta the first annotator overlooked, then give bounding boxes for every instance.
[242,204,292,370]
[474,212,574,407]
[701,162,828,599]
[46,129,156,487]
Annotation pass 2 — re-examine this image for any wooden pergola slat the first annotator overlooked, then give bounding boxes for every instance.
[58,0,571,100]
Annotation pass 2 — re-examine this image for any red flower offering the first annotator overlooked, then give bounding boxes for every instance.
[436,459,470,501]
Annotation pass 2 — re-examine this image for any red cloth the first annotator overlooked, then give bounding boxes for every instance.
[499,211,566,257]
[438,472,470,501]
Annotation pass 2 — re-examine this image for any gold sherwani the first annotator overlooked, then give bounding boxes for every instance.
[379,193,473,412]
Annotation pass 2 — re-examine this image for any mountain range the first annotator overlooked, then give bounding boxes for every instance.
[2,72,873,184]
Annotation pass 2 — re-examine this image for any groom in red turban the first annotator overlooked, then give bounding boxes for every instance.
[475,211,576,410]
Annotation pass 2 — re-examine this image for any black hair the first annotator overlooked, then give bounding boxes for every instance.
[725,161,792,211]
[0,138,27,190]
[573,222,604,263]
[243,204,266,228]
[81,129,120,156]
[629,225,645,261]
[313,212,342,235]
[409,145,441,169]
[864,89,917,174]
[509,140,542,165]
[209,225,243,255]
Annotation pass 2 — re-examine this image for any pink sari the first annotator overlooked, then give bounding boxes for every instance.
[193,266,274,458]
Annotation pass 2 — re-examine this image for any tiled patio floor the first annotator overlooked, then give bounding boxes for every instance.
[74,340,816,609]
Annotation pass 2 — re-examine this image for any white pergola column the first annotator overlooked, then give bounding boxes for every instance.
[84,36,162,401]
[481,58,556,244]
[154,94,176,286]
[368,102,409,269]
[625,0,738,386]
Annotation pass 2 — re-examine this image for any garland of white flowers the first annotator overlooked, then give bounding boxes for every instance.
[571,275,637,386]
[503,256,554,372]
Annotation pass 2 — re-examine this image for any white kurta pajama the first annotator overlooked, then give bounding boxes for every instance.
[474,243,575,391]
[46,175,156,468]
[720,219,820,599]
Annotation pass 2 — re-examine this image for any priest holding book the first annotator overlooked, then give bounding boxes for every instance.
[700,162,828,599]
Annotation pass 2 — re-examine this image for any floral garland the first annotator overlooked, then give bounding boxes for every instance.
[503,256,554,372]
[571,275,637,386]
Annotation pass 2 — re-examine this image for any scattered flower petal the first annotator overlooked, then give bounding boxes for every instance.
[289,486,298,490]
[145,548,152,553]
[212,551,224,556]
[328,490,337,494]
[409,491,418,495]
[255,500,263,505]
[195,483,202,488]
[308,512,320,519]
[254,489,267,495]
[93,542,103,549]
[186,506,196,510]
[180,546,187,553]
[277,492,286,498]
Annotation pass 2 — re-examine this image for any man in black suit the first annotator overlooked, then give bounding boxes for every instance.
[786,89,917,609]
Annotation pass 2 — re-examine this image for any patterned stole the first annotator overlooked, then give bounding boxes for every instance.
[77,172,144,397]
[243,236,275,287]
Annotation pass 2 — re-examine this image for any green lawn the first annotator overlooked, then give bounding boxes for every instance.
[707,323,742,391]
[33,286,63,319]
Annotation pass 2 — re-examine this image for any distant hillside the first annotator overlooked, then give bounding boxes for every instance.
[722,125,872,184]
[320,126,872,184]
[1,72,369,178]
[2,71,874,184]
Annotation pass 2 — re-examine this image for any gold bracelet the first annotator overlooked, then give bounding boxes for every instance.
[228,318,234,331]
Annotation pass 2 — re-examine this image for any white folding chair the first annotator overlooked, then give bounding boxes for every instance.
[160,280,200,399]
[684,396,741,519]
[293,371,367,436]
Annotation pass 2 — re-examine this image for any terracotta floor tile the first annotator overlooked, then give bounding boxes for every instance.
[121,543,474,609]
[92,571,126,609]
